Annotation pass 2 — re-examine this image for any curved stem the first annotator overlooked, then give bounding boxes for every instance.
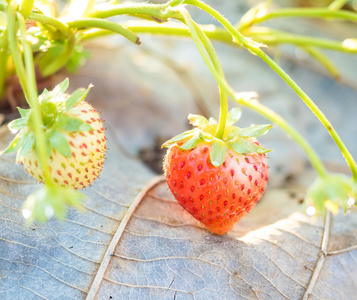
[180,10,228,140]
[238,7,357,31]
[67,18,141,45]
[168,0,185,6]
[20,0,34,19]
[7,5,30,101]
[237,96,328,177]
[88,2,180,20]
[178,7,327,178]
[7,3,52,184]
[246,27,357,53]
[184,0,357,179]
[81,21,357,54]
[29,12,74,38]
[17,13,52,184]
[303,47,340,79]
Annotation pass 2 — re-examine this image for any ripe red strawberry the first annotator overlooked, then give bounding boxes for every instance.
[163,109,271,235]
[3,78,106,189]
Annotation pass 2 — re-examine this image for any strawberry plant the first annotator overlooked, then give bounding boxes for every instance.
[0,0,356,234]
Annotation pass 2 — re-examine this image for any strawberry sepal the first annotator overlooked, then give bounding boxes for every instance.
[306,174,357,215]
[162,109,272,167]
[22,185,86,223]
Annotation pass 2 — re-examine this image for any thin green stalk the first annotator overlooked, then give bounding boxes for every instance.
[0,29,9,98]
[303,47,340,79]
[67,18,141,45]
[20,0,34,19]
[29,12,74,38]
[184,0,357,179]
[6,4,30,101]
[17,13,52,184]
[237,96,328,178]
[180,13,228,139]
[168,0,185,6]
[89,2,181,20]
[247,27,357,53]
[180,8,327,178]
[80,22,232,42]
[80,21,357,54]
[238,7,357,31]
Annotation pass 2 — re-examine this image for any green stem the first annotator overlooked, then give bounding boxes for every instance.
[81,22,357,54]
[303,47,340,79]
[238,7,357,31]
[29,12,74,38]
[180,11,228,140]
[180,8,327,178]
[168,0,185,6]
[0,29,9,99]
[246,27,357,53]
[20,0,34,19]
[88,2,181,20]
[17,13,52,184]
[6,4,30,102]
[184,0,357,179]
[67,18,141,45]
[237,96,328,178]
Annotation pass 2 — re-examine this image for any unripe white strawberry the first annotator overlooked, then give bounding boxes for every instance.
[3,78,106,189]
[19,101,106,189]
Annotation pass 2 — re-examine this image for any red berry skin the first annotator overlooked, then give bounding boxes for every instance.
[163,142,269,235]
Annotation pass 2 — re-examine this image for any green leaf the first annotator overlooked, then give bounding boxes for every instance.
[64,86,92,112]
[66,44,90,73]
[48,130,72,157]
[56,115,92,132]
[39,88,50,102]
[2,131,27,154]
[237,124,272,138]
[162,129,196,148]
[51,78,69,98]
[18,132,35,158]
[179,132,203,150]
[188,114,209,128]
[17,107,31,118]
[228,137,271,154]
[8,117,28,132]
[306,174,357,215]
[210,139,228,167]
[226,107,242,126]
[224,126,240,141]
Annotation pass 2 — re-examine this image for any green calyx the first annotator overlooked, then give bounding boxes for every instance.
[22,184,86,223]
[162,107,272,167]
[306,174,357,215]
[2,78,92,159]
